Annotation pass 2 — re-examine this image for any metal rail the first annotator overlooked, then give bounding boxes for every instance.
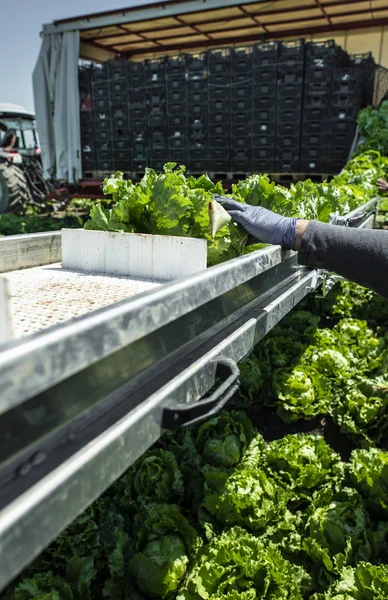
[0,197,378,592]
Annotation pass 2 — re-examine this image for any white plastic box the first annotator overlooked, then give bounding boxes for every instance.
[61,229,208,281]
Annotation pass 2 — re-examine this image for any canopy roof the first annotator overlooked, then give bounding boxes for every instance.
[43,0,388,60]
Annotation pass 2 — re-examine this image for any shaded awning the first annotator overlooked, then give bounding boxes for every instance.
[42,0,388,61]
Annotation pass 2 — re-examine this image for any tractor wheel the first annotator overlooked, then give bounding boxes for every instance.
[0,162,33,215]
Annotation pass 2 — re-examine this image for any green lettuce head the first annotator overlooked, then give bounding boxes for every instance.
[194,410,255,469]
[177,526,311,600]
[311,562,388,600]
[265,434,344,503]
[347,448,388,518]
[129,503,200,598]
[303,488,372,587]
[333,377,388,446]
[274,365,331,422]
[202,446,287,534]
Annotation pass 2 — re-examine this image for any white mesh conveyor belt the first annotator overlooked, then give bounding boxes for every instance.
[4,263,160,338]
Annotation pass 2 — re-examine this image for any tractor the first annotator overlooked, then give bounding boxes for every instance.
[0,103,53,215]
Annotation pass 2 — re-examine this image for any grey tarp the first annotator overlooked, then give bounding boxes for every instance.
[33,31,81,183]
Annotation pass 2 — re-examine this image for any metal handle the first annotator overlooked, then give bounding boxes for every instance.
[162,356,240,430]
[346,212,367,227]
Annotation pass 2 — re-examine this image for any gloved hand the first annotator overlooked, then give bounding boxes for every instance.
[214,195,298,250]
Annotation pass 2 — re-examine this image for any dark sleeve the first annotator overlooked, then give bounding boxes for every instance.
[298,221,388,299]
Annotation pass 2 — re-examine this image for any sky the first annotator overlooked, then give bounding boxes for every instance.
[0,0,157,112]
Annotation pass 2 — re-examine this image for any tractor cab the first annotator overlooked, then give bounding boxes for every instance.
[0,103,39,163]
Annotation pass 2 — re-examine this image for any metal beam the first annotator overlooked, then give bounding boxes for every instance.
[125,16,388,55]
[42,0,271,35]
[79,41,116,62]
[78,0,370,43]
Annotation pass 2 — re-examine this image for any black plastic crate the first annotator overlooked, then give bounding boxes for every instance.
[210,159,230,172]
[231,98,252,112]
[166,74,186,91]
[252,146,274,160]
[280,119,302,133]
[327,117,356,134]
[188,159,209,172]
[305,63,333,82]
[188,85,207,101]
[167,88,186,103]
[145,57,166,79]
[97,155,115,172]
[300,146,321,159]
[253,41,278,67]
[92,82,109,100]
[108,60,128,80]
[169,114,188,129]
[79,66,92,95]
[230,122,251,136]
[82,151,97,171]
[168,101,187,115]
[114,148,131,162]
[92,64,108,84]
[234,110,254,124]
[187,75,207,90]
[209,122,229,137]
[189,102,207,118]
[326,159,346,173]
[186,52,207,72]
[274,157,300,172]
[231,150,251,162]
[277,96,303,112]
[188,143,207,157]
[168,134,188,150]
[251,157,274,172]
[148,111,167,127]
[302,121,326,135]
[253,81,277,96]
[277,81,303,96]
[254,96,274,110]
[114,131,130,150]
[279,39,304,59]
[130,103,146,119]
[252,122,276,136]
[112,107,129,128]
[229,84,252,101]
[276,66,304,84]
[94,110,111,129]
[276,108,301,124]
[208,98,229,113]
[253,107,276,122]
[277,134,300,149]
[252,133,274,146]
[326,145,351,161]
[110,90,129,106]
[130,118,147,134]
[304,81,330,96]
[330,104,359,120]
[300,159,326,172]
[207,73,227,86]
[209,135,229,148]
[232,46,253,73]
[303,106,327,121]
[231,135,251,149]
[94,129,113,145]
[208,146,230,159]
[129,62,145,88]
[303,93,328,109]
[326,131,354,146]
[252,66,277,84]
[209,47,231,66]
[168,150,188,164]
[167,55,186,74]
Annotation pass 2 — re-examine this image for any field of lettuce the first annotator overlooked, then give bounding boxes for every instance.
[2,103,388,599]
[3,281,388,600]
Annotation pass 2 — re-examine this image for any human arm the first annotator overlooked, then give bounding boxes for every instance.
[215,196,388,299]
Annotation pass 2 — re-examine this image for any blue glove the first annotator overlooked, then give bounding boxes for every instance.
[214,195,298,250]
